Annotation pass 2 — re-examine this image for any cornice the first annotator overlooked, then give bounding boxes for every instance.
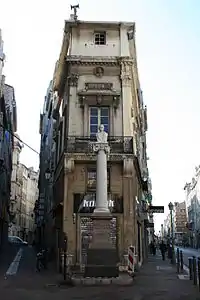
[66,55,119,66]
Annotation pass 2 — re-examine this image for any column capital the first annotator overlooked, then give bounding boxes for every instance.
[92,142,110,154]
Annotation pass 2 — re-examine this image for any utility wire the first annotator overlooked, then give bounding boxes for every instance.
[0,124,40,155]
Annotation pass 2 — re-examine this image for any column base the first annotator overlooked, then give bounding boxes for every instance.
[84,215,119,278]
[93,207,111,216]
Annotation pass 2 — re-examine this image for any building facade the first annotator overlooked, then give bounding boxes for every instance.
[174,201,187,244]
[0,75,17,248]
[9,137,39,242]
[38,16,151,269]
[35,80,56,249]
[184,165,200,248]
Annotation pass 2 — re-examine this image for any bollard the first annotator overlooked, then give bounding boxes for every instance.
[180,250,183,272]
[193,256,197,286]
[189,257,193,280]
[63,235,68,281]
[176,248,180,273]
[198,257,200,291]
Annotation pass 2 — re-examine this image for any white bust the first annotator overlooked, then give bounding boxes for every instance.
[96,124,108,143]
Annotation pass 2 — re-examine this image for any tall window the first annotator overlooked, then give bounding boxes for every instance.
[89,107,109,136]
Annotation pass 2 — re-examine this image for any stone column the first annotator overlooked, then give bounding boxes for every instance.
[84,142,119,278]
[93,143,110,215]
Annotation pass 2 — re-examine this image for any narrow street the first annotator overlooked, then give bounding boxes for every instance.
[0,249,199,300]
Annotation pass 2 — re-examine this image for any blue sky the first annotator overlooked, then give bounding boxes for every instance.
[1,0,200,231]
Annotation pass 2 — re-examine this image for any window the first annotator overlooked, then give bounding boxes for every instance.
[87,168,110,191]
[94,32,106,45]
[89,107,109,136]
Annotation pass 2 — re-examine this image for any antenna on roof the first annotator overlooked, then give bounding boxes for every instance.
[70,4,79,21]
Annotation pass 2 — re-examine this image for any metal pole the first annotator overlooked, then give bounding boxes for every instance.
[180,250,183,272]
[198,257,200,291]
[189,257,193,280]
[176,248,180,273]
[193,256,197,285]
[63,235,67,281]
[170,209,175,264]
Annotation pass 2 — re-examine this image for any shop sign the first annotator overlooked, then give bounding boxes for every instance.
[73,193,123,214]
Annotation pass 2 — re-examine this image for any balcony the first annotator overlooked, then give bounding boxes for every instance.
[65,136,134,155]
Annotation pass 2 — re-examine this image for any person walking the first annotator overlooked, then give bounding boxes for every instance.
[160,240,167,260]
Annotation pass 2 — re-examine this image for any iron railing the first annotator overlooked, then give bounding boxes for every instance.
[65,136,134,154]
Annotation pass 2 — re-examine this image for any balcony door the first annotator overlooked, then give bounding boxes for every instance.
[89,107,109,137]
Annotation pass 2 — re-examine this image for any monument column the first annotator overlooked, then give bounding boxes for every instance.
[84,125,119,278]
[93,143,110,214]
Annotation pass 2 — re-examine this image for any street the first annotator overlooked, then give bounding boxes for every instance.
[175,247,200,268]
[0,247,200,299]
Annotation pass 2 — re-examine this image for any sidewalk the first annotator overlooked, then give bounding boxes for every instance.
[1,254,200,300]
[131,254,200,299]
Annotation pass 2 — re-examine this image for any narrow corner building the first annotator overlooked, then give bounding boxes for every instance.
[52,17,150,268]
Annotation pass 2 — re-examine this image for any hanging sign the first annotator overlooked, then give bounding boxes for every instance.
[148,205,164,213]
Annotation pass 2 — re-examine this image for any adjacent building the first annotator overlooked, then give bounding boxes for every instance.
[184,165,200,248]
[0,30,17,248]
[35,80,56,249]
[173,202,187,244]
[9,136,39,242]
[37,15,152,270]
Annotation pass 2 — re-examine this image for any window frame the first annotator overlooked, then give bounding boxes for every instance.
[94,31,106,45]
[89,106,110,137]
[87,167,110,192]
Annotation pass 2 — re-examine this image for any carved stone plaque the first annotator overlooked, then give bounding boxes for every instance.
[85,82,113,90]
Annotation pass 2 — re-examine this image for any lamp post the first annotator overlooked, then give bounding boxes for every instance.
[168,202,175,264]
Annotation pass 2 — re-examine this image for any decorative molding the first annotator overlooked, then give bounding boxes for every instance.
[69,73,79,86]
[66,55,119,66]
[120,61,132,85]
[64,153,133,162]
[64,157,75,174]
[123,158,134,177]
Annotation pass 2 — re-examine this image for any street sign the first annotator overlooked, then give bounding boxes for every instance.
[145,222,154,228]
[148,205,164,213]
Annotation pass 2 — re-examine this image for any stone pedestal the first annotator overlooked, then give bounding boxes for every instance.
[84,215,119,278]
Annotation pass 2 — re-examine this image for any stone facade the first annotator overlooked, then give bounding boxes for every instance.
[41,17,151,269]
[9,138,39,243]
[0,33,17,247]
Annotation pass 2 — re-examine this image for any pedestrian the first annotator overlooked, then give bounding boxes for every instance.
[149,241,154,254]
[160,240,167,260]
[152,241,156,256]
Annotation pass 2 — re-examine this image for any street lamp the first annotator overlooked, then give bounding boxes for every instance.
[45,168,51,180]
[168,202,175,264]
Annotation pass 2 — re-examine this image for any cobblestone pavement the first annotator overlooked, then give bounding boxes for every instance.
[1,253,200,299]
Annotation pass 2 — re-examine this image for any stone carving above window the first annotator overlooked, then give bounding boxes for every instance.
[93,66,104,77]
